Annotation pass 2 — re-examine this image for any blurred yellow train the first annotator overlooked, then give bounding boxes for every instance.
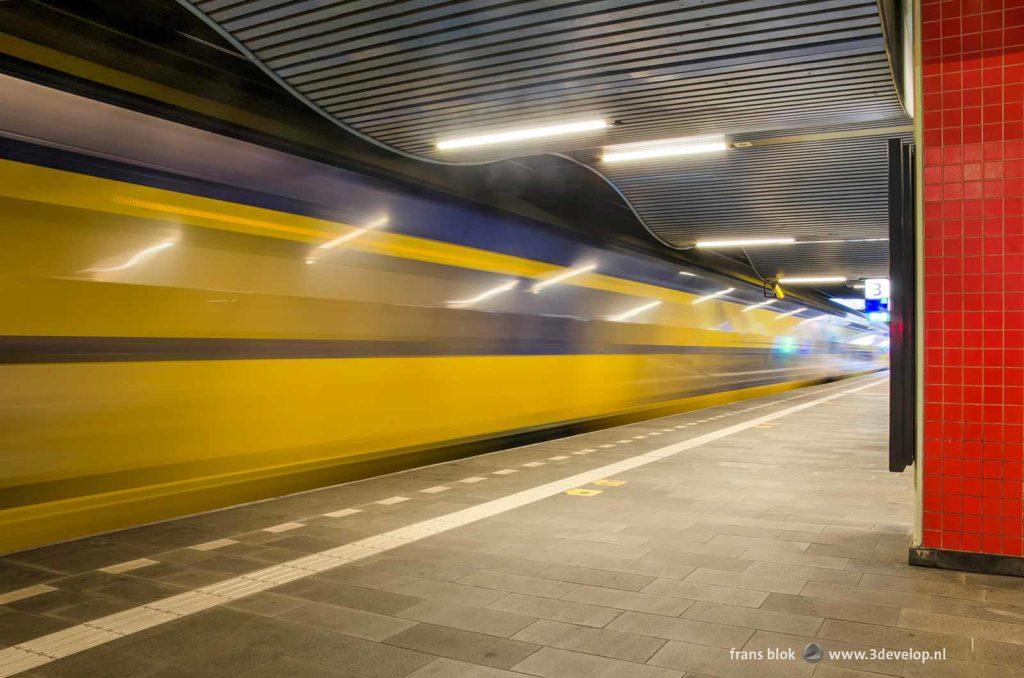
[0,80,885,553]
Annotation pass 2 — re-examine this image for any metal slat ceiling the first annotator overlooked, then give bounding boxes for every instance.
[181,0,910,286]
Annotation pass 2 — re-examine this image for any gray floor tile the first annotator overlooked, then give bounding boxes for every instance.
[605,610,754,649]
[486,593,621,628]
[398,599,536,637]
[457,570,576,599]
[385,623,540,669]
[278,601,417,641]
[384,577,506,607]
[511,618,666,663]
[561,585,693,616]
[534,564,654,592]
[404,657,527,678]
[511,646,681,678]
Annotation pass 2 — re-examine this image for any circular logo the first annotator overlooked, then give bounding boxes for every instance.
[803,643,823,663]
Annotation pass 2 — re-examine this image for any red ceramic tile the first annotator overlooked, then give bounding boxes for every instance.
[921,2,1024,558]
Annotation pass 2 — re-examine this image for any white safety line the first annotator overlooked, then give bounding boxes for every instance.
[323,508,362,518]
[262,522,304,533]
[0,377,885,676]
[190,539,237,551]
[98,559,157,575]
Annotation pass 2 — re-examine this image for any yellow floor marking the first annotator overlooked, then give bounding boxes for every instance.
[564,489,603,497]
[592,479,626,487]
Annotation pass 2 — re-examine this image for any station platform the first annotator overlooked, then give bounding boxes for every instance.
[1,375,1022,678]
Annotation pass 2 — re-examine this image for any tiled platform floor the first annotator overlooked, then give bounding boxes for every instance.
[3,375,1023,677]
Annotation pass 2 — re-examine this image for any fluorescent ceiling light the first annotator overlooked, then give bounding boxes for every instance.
[742,299,777,312]
[831,297,866,311]
[774,307,806,320]
[306,217,388,264]
[777,276,846,284]
[797,237,889,245]
[447,280,518,306]
[601,135,728,163]
[609,300,661,322]
[695,237,795,248]
[85,240,175,272]
[798,315,826,325]
[437,119,607,150]
[531,263,596,293]
[693,287,734,305]
[678,271,698,277]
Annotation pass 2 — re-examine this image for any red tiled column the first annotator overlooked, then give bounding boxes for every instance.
[920,0,1024,560]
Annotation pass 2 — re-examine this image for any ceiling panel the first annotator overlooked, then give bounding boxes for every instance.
[181,0,911,287]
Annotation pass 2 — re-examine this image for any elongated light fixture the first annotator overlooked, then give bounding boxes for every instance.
[609,300,661,322]
[447,280,518,307]
[798,315,826,326]
[678,271,698,277]
[85,240,175,273]
[602,135,728,163]
[695,237,795,248]
[774,307,806,320]
[531,263,596,293]
[437,119,608,151]
[777,276,846,284]
[692,287,734,305]
[306,217,388,264]
[742,299,777,312]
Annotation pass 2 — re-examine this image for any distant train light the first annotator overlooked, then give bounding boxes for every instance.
[601,135,728,163]
[531,263,597,293]
[695,237,795,248]
[84,240,175,273]
[609,300,661,322]
[742,299,777,312]
[777,276,846,284]
[774,307,806,320]
[447,280,518,306]
[437,119,608,150]
[692,287,735,304]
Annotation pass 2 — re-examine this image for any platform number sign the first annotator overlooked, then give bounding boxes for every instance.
[864,278,890,300]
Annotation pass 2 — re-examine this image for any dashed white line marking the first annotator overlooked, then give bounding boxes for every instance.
[492,469,517,475]
[548,455,570,460]
[98,559,157,574]
[616,439,632,444]
[521,462,545,467]
[459,477,487,483]
[375,496,409,505]
[420,486,449,494]
[579,448,597,453]
[571,451,588,455]
[263,522,304,533]
[633,435,648,439]
[0,377,883,676]
[0,585,55,605]
[598,444,616,448]
[190,539,237,551]
[323,508,362,517]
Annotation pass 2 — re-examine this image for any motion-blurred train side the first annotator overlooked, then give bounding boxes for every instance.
[0,78,886,553]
